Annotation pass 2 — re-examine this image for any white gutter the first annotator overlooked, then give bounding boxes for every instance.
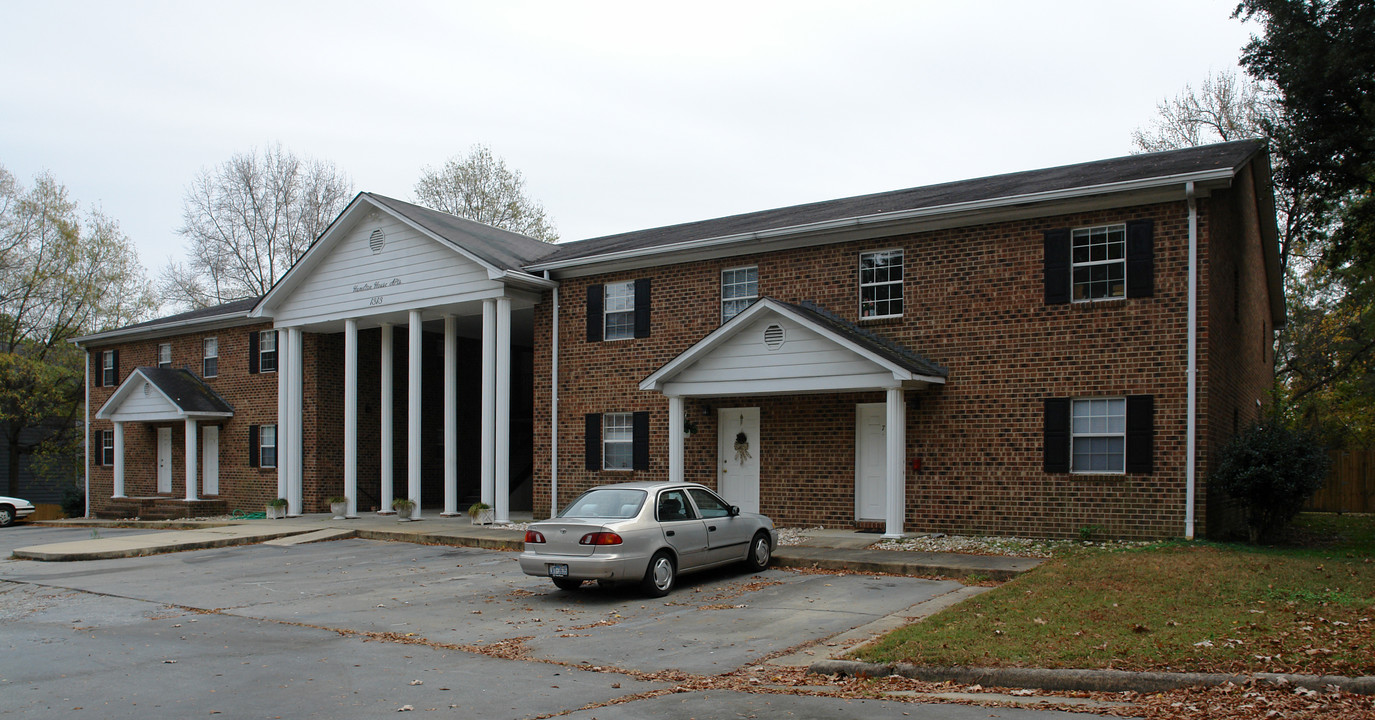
[83,350,90,518]
[527,167,1239,272]
[550,282,560,518]
[1186,182,1198,541]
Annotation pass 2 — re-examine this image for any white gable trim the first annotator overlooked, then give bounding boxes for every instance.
[95,369,234,422]
[639,299,945,398]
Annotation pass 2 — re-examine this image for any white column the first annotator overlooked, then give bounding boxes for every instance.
[344,318,359,518]
[380,323,394,513]
[480,299,496,508]
[288,327,304,516]
[883,387,907,539]
[112,421,126,498]
[276,328,289,502]
[184,418,199,502]
[407,310,423,520]
[442,315,459,517]
[495,296,512,523]
[668,396,685,484]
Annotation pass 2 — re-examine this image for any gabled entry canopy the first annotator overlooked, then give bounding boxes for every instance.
[96,368,235,422]
[640,298,947,398]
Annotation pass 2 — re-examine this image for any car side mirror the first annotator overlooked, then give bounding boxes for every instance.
[728,505,740,517]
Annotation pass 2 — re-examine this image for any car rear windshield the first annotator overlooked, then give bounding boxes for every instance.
[559,489,647,519]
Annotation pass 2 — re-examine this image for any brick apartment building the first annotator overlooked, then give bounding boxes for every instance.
[75,140,1282,539]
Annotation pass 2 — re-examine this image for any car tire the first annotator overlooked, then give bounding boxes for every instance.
[745,531,771,571]
[641,550,676,597]
[552,578,583,591]
[0,507,13,528]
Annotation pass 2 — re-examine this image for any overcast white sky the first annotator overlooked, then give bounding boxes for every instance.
[1,1,1257,274]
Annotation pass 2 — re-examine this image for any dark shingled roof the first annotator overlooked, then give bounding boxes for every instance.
[112,296,261,335]
[365,193,559,271]
[535,140,1266,265]
[136,368,235,415]
[781,299,948,380]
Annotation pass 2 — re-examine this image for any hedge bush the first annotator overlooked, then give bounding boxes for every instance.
[1212,421,1329,543]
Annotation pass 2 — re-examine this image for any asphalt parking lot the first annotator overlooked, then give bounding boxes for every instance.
[0,525,1107,719]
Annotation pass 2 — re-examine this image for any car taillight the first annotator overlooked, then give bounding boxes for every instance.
[578,532,623,546]
[524,530,546,543]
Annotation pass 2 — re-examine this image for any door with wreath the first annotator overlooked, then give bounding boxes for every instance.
[716,407,760,514]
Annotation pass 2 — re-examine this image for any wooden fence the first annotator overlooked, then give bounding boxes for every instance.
[1305,449,1375,514]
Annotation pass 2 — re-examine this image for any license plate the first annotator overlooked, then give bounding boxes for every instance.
[548,564,569,577]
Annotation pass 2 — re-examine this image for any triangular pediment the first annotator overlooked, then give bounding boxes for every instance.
[97,368,235,422]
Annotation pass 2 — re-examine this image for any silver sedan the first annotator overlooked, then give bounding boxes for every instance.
[518,481,777,596]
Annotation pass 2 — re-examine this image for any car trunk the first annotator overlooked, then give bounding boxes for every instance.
[532,521,609,557]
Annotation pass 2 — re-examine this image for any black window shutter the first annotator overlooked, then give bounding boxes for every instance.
[248,424,260,468]
[632,411,650,471]
[633,279,651,338]
[1043,398,1070,473]
[1043,229,1071,305]
[93,428,101,465]
[1126,219,1154,298]
[1125,395,1154,473]
[248,331,260,374]
[584,414,602,470]
[111,350,119,386]
[586,284,604,342]
[91,352,100,387]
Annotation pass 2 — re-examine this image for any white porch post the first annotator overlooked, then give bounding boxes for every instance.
[883,387,907,539]
[495,296,511,523]
[288,327,304,516]
[276,329,289,502]
[442,314,459,517]
[480,299,496,508]
[112,421,126,498]
[380,323,394,513]
[668,396,684,484]
[344,318,359,518]
[407,310,423,520]
[184,419,199,502]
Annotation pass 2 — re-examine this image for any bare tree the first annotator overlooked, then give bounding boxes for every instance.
[1132,71,1270,151]
[413,145,558,242]
[163,145,353,309]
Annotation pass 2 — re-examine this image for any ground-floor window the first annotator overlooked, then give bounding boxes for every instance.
[602,412,634,470]
[101,430,114,465]
[1071,397,1126,473]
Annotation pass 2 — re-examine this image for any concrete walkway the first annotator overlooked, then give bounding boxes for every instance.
[12,515,1041,580]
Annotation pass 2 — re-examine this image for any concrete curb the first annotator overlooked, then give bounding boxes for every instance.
[12,528,317,561]
[807,660,1375,695]
[772,546,1039,580]
[353,528,524,552]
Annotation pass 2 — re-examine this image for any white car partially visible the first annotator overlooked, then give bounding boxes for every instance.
[0,495,36,527]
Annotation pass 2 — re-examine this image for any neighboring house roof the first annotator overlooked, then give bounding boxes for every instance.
[73,297,261,346]
[95,367,235,421]
[528,140,1268,269]
[363,193,558,272]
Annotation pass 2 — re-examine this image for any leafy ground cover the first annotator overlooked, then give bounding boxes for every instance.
[852,513,1375,677]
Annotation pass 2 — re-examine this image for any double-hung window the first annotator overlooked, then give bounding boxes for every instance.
[259,331,278,373]
[259,425,278,469]
[157,344,172,368]
[859,250,903,319]
[1071,224,1126,301]
[604,281,635,341]
[721,267,758,322]
[102,350,116,386]
[101,430,114,465]
[602,412,634,470]
[1071,398,1126,473]
[203,338,218,378]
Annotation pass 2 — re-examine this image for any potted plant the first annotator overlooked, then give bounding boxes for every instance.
[468,502,494,525]
[391,497,415,520]
[266,497,288,520]
[328,495,348,520]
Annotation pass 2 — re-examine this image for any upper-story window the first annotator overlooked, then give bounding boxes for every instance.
[604,281,636,341]
[1071,224,1126,301]
[859,249,903,319]
[722,267,758,323]
[157,343,172,368]
[203,337,218,378]
[102,350,116,386]
[259,331,277,373]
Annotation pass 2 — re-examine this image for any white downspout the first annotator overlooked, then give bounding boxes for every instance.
[1186,181,1198,541]
[84,349,91,518]
[550,283,560,518]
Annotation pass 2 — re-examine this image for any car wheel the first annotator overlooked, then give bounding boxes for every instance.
[0,507,13,528]
[641,550,676,597]
[552,577,583,591]
[745,531,772,571]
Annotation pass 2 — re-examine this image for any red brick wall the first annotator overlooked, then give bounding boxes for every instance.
[533,192,1272,540]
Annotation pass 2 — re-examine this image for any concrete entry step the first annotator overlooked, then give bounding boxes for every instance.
[263,528,357,546]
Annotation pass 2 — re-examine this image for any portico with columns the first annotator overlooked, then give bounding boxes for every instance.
[252,193,555,521]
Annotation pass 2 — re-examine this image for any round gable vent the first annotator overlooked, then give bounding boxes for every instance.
[763,323,786,350]
[369,228,386,254]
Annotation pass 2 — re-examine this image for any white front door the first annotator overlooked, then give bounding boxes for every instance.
[856,403,887,521]
[717,407,760,514]
[157,427,172,494]
[202,425,219,496]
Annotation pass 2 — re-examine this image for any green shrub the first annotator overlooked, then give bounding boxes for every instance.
[1212,422,1329,543]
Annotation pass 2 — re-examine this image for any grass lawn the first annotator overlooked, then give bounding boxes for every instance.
[852,513,1375,677]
